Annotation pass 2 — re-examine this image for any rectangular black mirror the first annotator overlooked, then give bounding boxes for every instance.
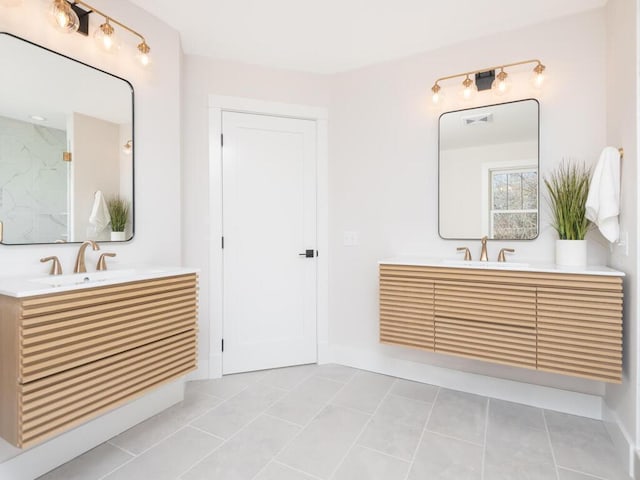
[438,99,539,240]
[0,33,134,244]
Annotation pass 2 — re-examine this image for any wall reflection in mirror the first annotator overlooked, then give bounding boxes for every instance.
[0,33,134,245]
[439,99,539,240]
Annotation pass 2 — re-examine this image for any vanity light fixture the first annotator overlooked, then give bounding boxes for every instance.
[430,59,546,105]
[48,0,151,66]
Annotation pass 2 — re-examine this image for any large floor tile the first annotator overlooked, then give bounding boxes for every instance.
[182,415,300,480]
[489,398,545,431]
[267,376,344,425]
[313,364,359,383]
[254,461,317,480]
[486,418,554,465]
[259,364,318,390]
[110,391,221,454]
[333,446,410,480]
[545,411,629,480]
[483,444,556,480]
[390,379,438,403]
[103,427,221,480]
[277,404,370,479]
[427,389,488,445]
[190,383,285,438]
[376,394,432,427]
[408,431,483,480]
[38,443,133,480]
[331,371,394,414]
[358,414,423,460]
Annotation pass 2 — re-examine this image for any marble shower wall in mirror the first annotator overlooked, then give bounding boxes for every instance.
[438,99,539,240]
[0,33,134,245]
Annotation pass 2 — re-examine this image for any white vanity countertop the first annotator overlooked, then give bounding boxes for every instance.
[379,256,625,277]
[0,265,200,298]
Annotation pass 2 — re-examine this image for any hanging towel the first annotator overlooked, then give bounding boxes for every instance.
[586,146,621,242]
[89,190,111,233]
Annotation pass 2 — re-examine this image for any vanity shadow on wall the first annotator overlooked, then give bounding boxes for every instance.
[438,99,539,240]
[0,33,134,245]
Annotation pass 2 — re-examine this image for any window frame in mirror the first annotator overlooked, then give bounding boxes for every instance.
[0,32,135,245]
[437,98,540,241]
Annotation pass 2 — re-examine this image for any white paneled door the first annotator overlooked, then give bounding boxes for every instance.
[221,111,317,374]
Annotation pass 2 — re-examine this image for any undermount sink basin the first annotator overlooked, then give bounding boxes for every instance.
[442,259,530,269]
[30,269,139,287]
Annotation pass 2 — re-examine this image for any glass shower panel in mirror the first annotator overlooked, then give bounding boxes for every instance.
[438,99,539,240]
[0,33,134,244]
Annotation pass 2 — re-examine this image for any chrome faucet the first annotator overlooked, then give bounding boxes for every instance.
[479,236,489,261]
[74,240,100,273]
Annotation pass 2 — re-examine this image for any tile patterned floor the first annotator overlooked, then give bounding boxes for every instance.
[39,364,631,480]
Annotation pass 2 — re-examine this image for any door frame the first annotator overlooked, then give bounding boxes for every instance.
[208,95,329,378]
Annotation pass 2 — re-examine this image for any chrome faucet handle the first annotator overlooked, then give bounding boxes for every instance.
[40,256,63,275]
[456,247,472,261]
[96,252,116,271]
[480,236,489,261]
[497,248,515,262]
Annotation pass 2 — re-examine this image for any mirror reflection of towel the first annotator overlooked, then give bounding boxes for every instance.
[89,190,110,232]
[586,147,620,242]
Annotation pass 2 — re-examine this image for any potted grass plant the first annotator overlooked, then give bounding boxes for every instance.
[544,161,591,266]
[107,196,130,241]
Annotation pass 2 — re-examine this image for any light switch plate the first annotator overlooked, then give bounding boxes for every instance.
[343,231,358,246]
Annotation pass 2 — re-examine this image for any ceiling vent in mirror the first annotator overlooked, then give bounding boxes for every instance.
[461,112,493,126]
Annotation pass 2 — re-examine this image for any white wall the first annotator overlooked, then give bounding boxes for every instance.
[328,9,610,396]
[603,0,639,468]
[0,0,182,272]
[181,56,330,370]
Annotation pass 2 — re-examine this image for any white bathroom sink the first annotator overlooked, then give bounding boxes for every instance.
[30,269,139,287]
[442,259,530,269]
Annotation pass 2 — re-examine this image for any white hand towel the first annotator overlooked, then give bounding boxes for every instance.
[585,146,621,243]
[89,190,111,233]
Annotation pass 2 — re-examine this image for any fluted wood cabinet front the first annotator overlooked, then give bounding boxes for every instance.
[379,264,623,383]
[0,273,198,448]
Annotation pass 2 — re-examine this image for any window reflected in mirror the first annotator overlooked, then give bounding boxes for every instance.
[438,99,539,240]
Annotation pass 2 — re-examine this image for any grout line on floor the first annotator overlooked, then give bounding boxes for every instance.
[557,466,608,479]
[186,424,226,442]
[325,376,396,479]
[357,443,413,464]
[271,459,325,480]
[480,398,490,480]
[542,409,562,480]
[106,441,137,458]
[402,386,440,480]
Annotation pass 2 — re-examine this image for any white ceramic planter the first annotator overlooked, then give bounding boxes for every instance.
[110,231,126,241]
[555,239,587,267]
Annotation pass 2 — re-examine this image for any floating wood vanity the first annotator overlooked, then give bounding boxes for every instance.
[0,270,198,448]
[379,259,623,383]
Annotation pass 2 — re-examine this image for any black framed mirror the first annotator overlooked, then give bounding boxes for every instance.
[0,33,134,245]
[438,99,539,240]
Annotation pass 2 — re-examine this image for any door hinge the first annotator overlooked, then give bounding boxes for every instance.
[220,134,224,147]
[221,236,224,249]
[221,339,224,352]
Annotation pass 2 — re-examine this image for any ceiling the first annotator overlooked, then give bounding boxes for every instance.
[130,0,606,74]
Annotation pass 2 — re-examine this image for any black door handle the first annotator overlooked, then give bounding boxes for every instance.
[298,249,315,258]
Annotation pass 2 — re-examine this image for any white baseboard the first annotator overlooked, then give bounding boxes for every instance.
[602,404,635,478]
[209,353,222,379]
[327,344,603,419]
[0,380,184,480]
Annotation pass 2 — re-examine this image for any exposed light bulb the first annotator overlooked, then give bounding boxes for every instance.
[532,63,546,89]
[461,76,477,101]
[94,19,119,53]
[49,0,79,33]
[137,41,151,67]
[431,83,443,105]
[491,69,511,96]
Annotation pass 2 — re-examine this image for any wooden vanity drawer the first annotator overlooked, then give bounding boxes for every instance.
[434,281,536,328]
[434,317,536,369]
[18,330,197,448]
[379,267,434,351]
[536,286,623,382]
[19,274,197,383]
